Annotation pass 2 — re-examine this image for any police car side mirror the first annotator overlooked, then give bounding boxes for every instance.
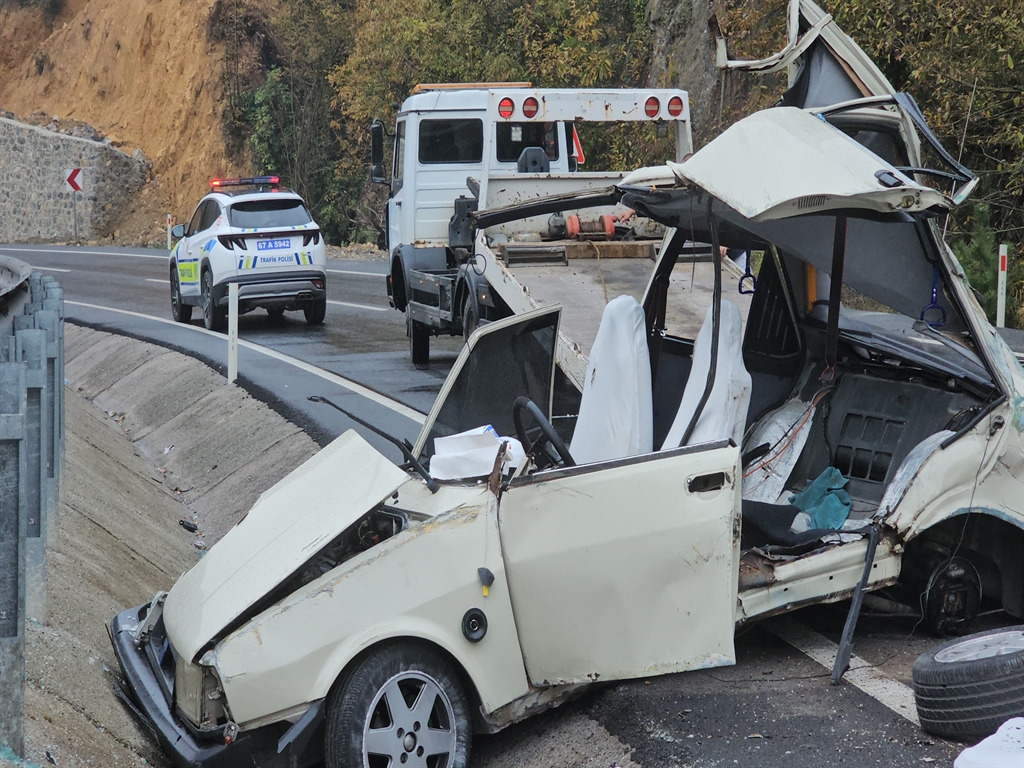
[171,224,185,240]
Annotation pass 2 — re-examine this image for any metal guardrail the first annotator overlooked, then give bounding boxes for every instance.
[0,255,64,759]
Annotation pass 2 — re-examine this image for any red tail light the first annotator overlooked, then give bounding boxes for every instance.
[522,97,539,118]
[498,97,515,119]
[218,235,247,250]
[644,97,660,118]
[667,96,684,117]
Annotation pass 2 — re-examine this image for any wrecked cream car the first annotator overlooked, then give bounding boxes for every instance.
[110,22,1022,768]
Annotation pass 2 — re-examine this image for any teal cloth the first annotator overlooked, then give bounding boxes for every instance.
[788,467,851,529]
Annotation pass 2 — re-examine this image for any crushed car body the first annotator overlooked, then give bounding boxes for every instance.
[110,3,1023,767]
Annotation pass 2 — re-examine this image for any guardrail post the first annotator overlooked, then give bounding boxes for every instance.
[14,325,49,623]
[0,360,27,758]
[32,310,62,548]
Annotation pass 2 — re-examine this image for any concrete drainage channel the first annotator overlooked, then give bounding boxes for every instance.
[1,322,636,768]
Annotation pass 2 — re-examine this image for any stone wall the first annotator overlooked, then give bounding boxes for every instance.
[0,117,148,242]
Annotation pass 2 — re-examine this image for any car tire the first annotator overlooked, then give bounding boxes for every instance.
[912,625,1024,741]
[266,307,285,320]
[410,318,430,366]
[324,643,471,768]
[201,270,226,332]
[462,293,478,345]
[304,298,327,325]
[170,267,192,323]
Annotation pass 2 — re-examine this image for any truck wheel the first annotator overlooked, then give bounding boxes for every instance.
[201,270,226,332]
[410,319,430,366]
[304,298,327,325]
[912,625,1024,741]
[462,294,478,345]
[170,268,192,323]
[324,643,471,768]
[266,307,285,320]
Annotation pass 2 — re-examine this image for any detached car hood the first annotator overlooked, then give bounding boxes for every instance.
[665,107,950,220]
[164,431,408,662]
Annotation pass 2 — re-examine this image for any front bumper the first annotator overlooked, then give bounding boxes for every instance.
[110,604,293,768]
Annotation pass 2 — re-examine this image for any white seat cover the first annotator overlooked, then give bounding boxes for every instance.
[569,295,653,465]
[663,300,751,449]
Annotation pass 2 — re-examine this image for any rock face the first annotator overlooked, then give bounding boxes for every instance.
[0,116,148,242]
[647,0,721,144]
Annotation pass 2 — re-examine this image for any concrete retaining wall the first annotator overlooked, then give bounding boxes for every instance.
[0,117,148,242]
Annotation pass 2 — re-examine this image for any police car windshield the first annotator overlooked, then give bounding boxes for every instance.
[229,199,312,229]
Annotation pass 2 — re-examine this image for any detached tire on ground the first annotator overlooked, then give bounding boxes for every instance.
[324,643,471,768]
[912,625,1024,741]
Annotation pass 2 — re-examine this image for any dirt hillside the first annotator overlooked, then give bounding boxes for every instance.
[0,0,249,243]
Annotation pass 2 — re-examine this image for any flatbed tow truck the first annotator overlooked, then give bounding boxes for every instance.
[373,84,751,388]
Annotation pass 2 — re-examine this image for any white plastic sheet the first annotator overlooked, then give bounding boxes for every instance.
[954,718,1023,768]
[569,295,654,465]
[663,300,751,449]
[429,425,526,480]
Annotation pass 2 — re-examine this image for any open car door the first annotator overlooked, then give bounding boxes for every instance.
[413,305,561,460]
[498,443,741,686]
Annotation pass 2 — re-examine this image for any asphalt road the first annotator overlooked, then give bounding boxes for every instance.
[0,243,983,767]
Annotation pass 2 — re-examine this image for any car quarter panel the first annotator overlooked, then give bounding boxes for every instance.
[498,443,741,686]
[210,488,531,726]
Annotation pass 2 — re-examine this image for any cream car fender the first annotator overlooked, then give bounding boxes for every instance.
[210,488,531,726]
[887,402,1023,539]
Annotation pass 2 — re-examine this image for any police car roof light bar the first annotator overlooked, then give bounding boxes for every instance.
[209,176,280,188]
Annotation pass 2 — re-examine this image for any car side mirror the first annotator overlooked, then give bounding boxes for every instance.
[171,224,185,240]
[370,121,387,185]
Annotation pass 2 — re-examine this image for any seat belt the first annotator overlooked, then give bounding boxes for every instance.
[821,215,847,384]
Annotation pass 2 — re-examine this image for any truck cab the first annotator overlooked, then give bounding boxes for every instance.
[375,85,693,364]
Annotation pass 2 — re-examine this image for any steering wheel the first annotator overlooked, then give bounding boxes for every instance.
[512,396,575,469]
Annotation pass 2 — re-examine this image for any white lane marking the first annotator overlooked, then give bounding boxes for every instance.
[145,279,166,283]
[1,247,167,260]
[767,616,920,726]
[327,300,388,313]
[36,266,72,272]
[327,269,387,277]
[66,300,426,424]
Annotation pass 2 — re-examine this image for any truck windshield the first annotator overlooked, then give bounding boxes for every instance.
[496,122,559,163]
[229,199,312,229]
[419,119,484,164]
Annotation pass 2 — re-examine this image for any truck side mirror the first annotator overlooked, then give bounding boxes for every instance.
[370,121,387,184]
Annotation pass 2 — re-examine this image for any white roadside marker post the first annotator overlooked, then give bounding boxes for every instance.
[166,214,172,250]
[228,283,239,383]
[996,244,1007,328]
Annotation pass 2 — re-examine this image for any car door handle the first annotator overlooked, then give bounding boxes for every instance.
[687,472,726,494]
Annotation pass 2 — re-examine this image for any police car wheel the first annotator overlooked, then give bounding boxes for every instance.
[170,269,192,323]
[202,270,227,331]
[304,298,327,325]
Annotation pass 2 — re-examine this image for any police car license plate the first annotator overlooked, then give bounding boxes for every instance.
[257,238,291,251]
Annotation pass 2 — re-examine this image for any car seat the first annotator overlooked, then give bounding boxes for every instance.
[569,295,654,464]
[662,300,751,449]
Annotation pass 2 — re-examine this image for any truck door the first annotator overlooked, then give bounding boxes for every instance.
[411,116,484,245]
[498,442,741,686]
[387,119,406,257]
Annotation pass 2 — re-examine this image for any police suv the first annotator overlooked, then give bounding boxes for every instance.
[168,177,328,330]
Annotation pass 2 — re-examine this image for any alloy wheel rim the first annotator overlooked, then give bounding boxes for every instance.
[935,630,1024,663]
[362,671,456,768]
